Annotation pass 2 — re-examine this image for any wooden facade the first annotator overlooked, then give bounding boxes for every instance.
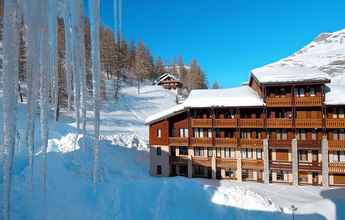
[148,77,345,186]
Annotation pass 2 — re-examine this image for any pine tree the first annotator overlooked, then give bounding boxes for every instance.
[134,41,151,94]
[154,56,165,79]
[177,56,187,88]
[212,80,221,89]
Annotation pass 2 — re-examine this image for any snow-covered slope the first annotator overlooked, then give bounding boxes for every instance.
[1,84,344,220]
[253,28,345,84]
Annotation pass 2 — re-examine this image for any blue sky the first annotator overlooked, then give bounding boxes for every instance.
[100,0,345,88]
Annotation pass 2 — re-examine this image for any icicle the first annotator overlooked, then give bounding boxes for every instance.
[2,0,19,219]
[89,0,101,190]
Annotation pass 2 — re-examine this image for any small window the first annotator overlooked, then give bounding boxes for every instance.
[179,146,188,156]
[194,147,204,157]
[312,129,317,141]
[216,148,221,158]
[156,147,162,156]
[299,88,305,97]
[157,128,162,138]
[207,148,214,157]
[256,149,262,160]
[309,88,315,97]
[156,165,162,175]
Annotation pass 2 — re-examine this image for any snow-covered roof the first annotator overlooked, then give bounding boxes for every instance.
[325,84,345,105]
[251,62,331,84]
[145,86,264,124]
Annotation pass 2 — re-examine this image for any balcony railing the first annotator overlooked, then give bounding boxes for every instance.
[326,118,345,128]
[295,96,322,106]
[240,139,263,148]
[215,138,237,147]
[239,119,264,128]
[192,156,211,167]
[297,140,321,149]
[269,139,291,148]
[169,137,189,146]
[242,159,264,169]
[214,118,237,128]
[267,118,293,128]
[190,138,213,146]
[266,97,292,107]
[298,161,321,171]
[216,158,237,168]
[328,140,345,150]
[295,119,323,128]
[329,162,345,173]
[191,119,212,128]
[170,156,189,164]
[270,160,292,170]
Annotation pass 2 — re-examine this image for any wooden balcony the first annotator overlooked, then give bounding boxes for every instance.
[329,163,345,173]
[242,159,264,169]
[214,119,237,128]
[239,119,264,128]
[191,119,212,128]
[328,140,345,150]
[215,138,237,147]
[192,156,211,167]
[269,139,291,148]
[267,118,293,128]
[170,156,189,164]
[216,158,237,168]
[168,137,188,146]
[266,97,292,107]
[297,140,321,149]
[298,161,321,171]
[295,96,322,106]
[270,160,292,170]
[295,119,323,128]
[190,138,213,146]
[326,118,345,128]
[240,139,263,148]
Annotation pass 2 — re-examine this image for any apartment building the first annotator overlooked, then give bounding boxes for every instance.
[145,65,345,186]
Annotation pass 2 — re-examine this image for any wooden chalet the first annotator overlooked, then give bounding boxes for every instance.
[156,73,182,90]
[146,64,345,186]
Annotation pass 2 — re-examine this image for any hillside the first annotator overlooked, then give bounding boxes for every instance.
[0,84,343,220]
[252,28,345,84]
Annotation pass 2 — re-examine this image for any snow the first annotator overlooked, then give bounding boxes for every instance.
[251,28,345,85]
[252,63,331,84]
[0,84,344,219]
[145,86,264,124]
[325,84,345,105]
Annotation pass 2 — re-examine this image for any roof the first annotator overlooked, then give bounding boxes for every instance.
[325,84,345,105]
[251,62,331,84]
[145,86,264,124]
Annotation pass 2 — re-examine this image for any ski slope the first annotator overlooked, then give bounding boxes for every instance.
[0,85,344,220]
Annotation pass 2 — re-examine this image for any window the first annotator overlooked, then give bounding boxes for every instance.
[276,170,285,181]
[309,88,315,96]
[170,147,176,157]
[194,166,204,176]
[255,130,261,139]
[215,128,221,138]
[194,128,204,138]
[312,129,317,141]
[194,147,204,157]
[171,128,176,137]
[340,129,345,140]
[156,165,162,175]
[225,168,235,178]
[156,147,162,156]
[179,128,188,138]
[224,148,233,158]
[207,129,212,138]
[256,149,262,160]
[157,128,162,138]
[276,129,288,140]
[179,147,188,156]
[333,151,345,162]
[297,129,306,140]
[241,130,251,139]
[299,88,305,97]
[299,150,308,161]
[216,148,221,158]
[241,148,253,159]
[207,148,214,157]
